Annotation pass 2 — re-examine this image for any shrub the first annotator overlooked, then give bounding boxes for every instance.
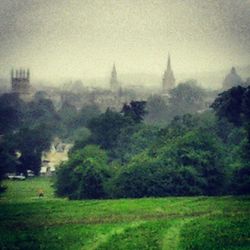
[55,145,110,199]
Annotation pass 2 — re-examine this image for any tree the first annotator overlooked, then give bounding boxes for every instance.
[145,95,169,125]
[111,128,226,198]
[0,94,57,177]
[168,81,206,118]
[113,124,159,163]
[159,129,225,195]
[0,134,19,193]
[16,125,53,175]
[55,145,109,199]
[153,128,226,196]
[58,101,78,125]
[152,114,200,152]
[211,86,250,194]
[87,109,129,150]
[27,98,59,126]
[121,101,147,123]
[242,87,250,121]
[57,101,78,138]
[57,103,101,141]
[0,93,26,134]
[76,104,101,127]
[211,86,245,126]
[70,127,91,146]
[232,166,250,194]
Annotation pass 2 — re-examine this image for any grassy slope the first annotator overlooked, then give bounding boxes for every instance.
[0,177,249,250]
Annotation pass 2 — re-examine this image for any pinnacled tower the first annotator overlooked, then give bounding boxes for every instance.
[162,54,175,93]
[110,63,122,96]
[11,68,31,95]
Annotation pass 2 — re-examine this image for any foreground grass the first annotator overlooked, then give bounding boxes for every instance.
[0,177,250,249]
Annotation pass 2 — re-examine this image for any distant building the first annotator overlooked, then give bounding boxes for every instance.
[11,68,31,94]
[222,67,243,90]
[11,68,34,101]
[110,64,122,96]
[162,54,175,93]
[41,138,72,176]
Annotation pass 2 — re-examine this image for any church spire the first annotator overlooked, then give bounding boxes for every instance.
[11,68,14,80]
[167,53,171,71]
[162,53,175,93]
[27,68,30,81]
[112,63,117,77]
[110,63,121,95]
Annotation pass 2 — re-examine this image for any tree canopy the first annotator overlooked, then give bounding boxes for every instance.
[55,145,110,199]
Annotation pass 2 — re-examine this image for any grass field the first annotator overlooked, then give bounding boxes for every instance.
[0,177,250,250]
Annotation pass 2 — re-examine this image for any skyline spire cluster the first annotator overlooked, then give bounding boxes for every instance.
[109,54,176,94]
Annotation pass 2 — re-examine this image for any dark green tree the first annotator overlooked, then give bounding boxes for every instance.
[0,134,19,193]
[211,86,245,126]
[16,125,53,175]
[57,101,78,138]
[0,93,26,134]
[113,124,159,163]
[27,98,58,125]
[145,95,169,125]
[76,104,101,127]
[55,145,109,199]
[121,101,147,123]
[168,81,206,118]
[211,86,250,194]
[112,128,225,198]
[87,109,129,150]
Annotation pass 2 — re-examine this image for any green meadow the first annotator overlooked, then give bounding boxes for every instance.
[0,177,250,250]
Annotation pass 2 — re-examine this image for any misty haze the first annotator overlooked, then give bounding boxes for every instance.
[0,1,250,250]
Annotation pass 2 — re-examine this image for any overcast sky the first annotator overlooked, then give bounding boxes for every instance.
[0,0,249,82]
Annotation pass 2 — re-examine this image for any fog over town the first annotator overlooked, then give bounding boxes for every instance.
[0,0,250,88]
[1,1,250,249]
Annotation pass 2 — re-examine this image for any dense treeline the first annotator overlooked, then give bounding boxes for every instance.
[0,81,204,186]
[1,83,249,197]
[145,81,208,125]
[0,93,57,178]
[0,92,100,187]
[55,86,250,199]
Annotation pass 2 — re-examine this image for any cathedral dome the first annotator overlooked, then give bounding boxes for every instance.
[222,67,242,90]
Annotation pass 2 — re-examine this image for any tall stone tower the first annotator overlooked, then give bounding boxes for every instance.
[11,68,31,95]
[110,64,121,95]
[162,54,175,93]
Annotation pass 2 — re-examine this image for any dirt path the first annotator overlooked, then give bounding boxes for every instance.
[162,219,192,250]
[87,222,143,250]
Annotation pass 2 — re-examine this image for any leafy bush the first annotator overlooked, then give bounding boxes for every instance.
[111,129,226,198]
[232,166,250,195]
[55,145,110,199]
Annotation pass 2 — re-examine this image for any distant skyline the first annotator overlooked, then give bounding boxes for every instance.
[0,0,249,86]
